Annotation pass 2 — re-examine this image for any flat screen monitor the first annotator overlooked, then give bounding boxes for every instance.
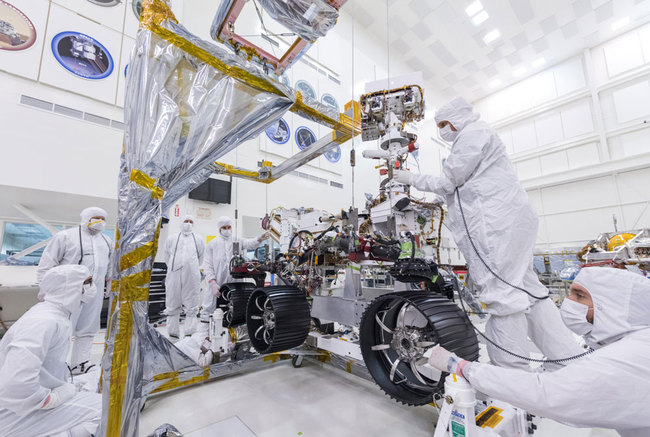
[188,178,231,204]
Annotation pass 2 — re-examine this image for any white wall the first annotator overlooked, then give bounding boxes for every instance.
[474,23,650,250]
[0,74,123,200]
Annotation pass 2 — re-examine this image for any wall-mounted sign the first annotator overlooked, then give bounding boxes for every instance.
[323,145,341,163]
[86,0,122,6]
[0,1,36,51]
[265,118,290,144]
[321,93,339,112]
[295,126,316,151]
[51,31,114,79]
[196,207,211,220]
[295,80,316,100]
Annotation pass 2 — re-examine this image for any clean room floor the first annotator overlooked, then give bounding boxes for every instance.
[86,327,618,437]
[137,360,618,437]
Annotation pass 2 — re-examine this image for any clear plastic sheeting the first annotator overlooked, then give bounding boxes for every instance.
[258,0,339,41]
[100,1,294,435]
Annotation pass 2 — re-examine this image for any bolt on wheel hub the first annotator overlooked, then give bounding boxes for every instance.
[391,328,427,362]
[263,309,276,329]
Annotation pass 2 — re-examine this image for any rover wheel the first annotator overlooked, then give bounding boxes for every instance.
[217,283,256,327]
[359,291,479,406]
[246,286,311,354]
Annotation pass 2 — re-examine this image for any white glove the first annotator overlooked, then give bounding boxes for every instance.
[209,281,221,298]
[428,345,469,376]
[393,170,413,185]
[257,231,271,242]
[41,383,76,410]
[198,350,214,367]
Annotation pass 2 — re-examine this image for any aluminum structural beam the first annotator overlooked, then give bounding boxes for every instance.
[212,101,360,183]
[272,131,349,179]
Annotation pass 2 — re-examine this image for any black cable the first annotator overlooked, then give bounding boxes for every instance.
[455,188,548,300]
[314,226,337,241]
[77,226,84,265]
[171,232,181,271]
[373,238,400,246]
[457,292,594,364]
[288,230,313,250]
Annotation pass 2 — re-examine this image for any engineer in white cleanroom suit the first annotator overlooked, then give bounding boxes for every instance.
[0,265,102,437]
[428,267,650,437]
[394,97,581,369]
[200,216,270,325]
[37,206,113,374]
[163,215,205,338]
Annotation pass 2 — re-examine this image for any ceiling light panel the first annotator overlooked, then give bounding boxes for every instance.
[472,10,489,26]
[465,1,483,17]
[532,57,546,67]
[483,29,501,44]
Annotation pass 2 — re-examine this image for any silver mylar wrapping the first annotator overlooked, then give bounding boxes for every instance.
[293,91,341,126]
[210,0,339,43]
[209,0,234,41]
[257,0,339,41]
[100,10,294,436]
[147,423,183,437]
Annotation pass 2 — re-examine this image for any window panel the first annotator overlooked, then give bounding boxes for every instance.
[0,223,60,265]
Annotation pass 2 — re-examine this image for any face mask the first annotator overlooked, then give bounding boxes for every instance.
[220,229,232,238]
[81,281,97,304]
[88,219,105,233]
[560,298,593,336]
[440,125,458,142]
[182,222,193,233]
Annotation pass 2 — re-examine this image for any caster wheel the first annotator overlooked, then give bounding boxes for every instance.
[291,355,304,368]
